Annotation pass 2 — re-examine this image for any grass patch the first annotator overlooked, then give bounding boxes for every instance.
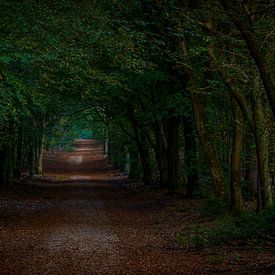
[176,205,275,249]
[207,255,225,265]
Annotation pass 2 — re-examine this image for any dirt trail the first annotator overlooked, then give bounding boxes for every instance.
[0,140,274,274]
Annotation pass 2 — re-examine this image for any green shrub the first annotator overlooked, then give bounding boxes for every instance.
[177,205,275,248]
[200,197,229,217]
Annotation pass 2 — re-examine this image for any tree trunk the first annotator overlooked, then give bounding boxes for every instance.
[0,147,7,184]
[244,145,257,200]
[154,122,168,188]
[190,91,228,200]
[251,94,272,209]
[132,123,152,186]
[230,100,244,214]
[167,116,180,195]
[37,135,45,175]
[104,131,109,156]
[183,113,199,198]
[254,110,272,208]
[28,140,34,177]
[128,145,139,180]
[14,124,23,178]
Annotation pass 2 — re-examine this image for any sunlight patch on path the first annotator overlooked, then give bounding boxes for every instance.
[68,175,91,180]
[67,155,83,165]
[47,226,118,254]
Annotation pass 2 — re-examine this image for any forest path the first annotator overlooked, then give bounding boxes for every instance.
[0,140,193,274]
[0,140,273,274]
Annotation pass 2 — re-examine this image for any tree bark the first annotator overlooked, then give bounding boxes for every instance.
[0,147,7,184]
[230,100,244,214]
[167,116,180,195]
[132,122,152,186]
[154,122,168,188]
[251,91,272,209]
[14,124,23,178]
[128,145,139,180]
[183,113,199,198]
[104,130,109,156]
[189,90,228,200]
[37,134,45,175]
[244,142,257,200]
[28,139,34,177]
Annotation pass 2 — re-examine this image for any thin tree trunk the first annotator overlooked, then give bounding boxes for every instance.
[256,174,263,212]
[230,100,244,213]
[14,124,23,178]
[128,145,139,180]
[154,122,168,188]
[0,147,7,184]
[104,131,109,156]
[37,135,45,175]
[132,123,152,186]
[28,139,34,177]
[167,116,180,195]
[183,113,199,198]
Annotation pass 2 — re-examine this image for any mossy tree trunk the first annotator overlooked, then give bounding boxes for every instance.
[251,80,273,209]
[189,89,228,201]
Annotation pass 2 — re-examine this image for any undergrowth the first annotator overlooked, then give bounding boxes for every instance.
[176,204,275,249]
[200,197,229,217]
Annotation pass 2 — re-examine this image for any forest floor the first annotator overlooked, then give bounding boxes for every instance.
[0,140,274,274]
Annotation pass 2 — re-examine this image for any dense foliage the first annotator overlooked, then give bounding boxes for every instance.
[0,0,274,214]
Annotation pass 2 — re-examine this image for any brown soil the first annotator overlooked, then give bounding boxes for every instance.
[0,140,274,274]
